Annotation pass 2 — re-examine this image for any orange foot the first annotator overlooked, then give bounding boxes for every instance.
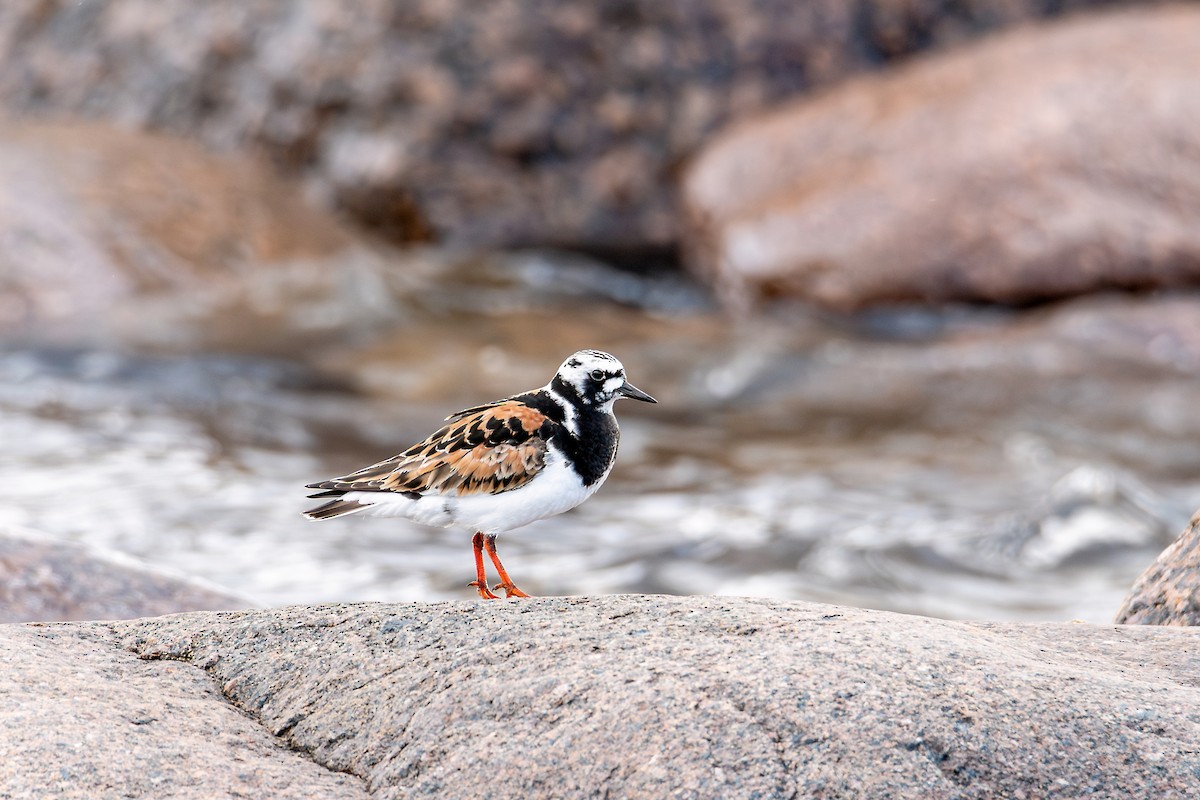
[494,582,532,599]
[482,534,532,599]
[469,580,500,600]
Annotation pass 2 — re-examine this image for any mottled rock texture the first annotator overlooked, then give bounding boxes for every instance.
[0,624,367,799]
[5,596,1200,799]
[0,527,249,623]
[682,5,1200,309]
[0,0,1166,252]
[1117,511,1200,626]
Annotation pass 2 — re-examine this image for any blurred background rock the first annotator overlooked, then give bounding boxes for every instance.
[1,0,1198,624]
[0,0,1179,255]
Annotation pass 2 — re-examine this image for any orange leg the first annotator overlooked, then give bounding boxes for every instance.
[468,532,500,600]
[483,534,532,598]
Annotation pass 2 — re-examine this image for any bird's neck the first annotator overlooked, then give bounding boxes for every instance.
[544,380,620,487]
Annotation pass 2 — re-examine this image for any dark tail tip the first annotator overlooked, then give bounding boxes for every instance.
[303,498,364,521]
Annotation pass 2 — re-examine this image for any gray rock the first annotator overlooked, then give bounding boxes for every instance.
[0,526,251,623]
[0,0,1160,252]
[682,6,1200,310]
[6,596,1200,798]
[1117,511,1200,626]
[0,623,367,799]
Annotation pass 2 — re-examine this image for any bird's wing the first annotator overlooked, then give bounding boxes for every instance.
[306,400,553,497]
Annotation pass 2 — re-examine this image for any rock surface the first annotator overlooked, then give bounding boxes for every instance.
[0,0,1161,251]
[1117,510,1200,626]
[0,526,251,624]
[5,596,1200,798]
[0,623,367,799]
[682,5,1200,309]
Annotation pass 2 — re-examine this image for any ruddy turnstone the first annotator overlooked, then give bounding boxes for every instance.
[304,350,656,599]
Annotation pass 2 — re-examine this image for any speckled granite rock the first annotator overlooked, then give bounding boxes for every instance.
[1116,511,1200,626]
[0,0,1165,252]
[0,624,367,799]
[0,527,250,623]
[5,596,1200,799]
[682,5,1200,309]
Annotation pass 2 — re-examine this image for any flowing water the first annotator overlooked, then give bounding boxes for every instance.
[3,252,1198,622]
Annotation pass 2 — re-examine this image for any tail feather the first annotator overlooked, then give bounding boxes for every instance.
[303,498,368,521]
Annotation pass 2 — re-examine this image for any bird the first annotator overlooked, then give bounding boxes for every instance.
[303,349,657,599]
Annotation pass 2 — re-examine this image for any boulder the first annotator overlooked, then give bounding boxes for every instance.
[682,6,1200,309]
[5,596,1200,798]
[0,526,250,623]
[0,0,1158,252]
[0,119,404,353]
[1117,511,1200,626]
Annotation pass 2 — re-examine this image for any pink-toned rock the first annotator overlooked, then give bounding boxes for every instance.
[0,527,249,623]
[6,597,1197,799]
[0,119,400,353]
[1117,510,1200,626]
[682,6,1200,310]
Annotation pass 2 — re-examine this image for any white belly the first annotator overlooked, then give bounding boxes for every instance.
[338,446,603,535]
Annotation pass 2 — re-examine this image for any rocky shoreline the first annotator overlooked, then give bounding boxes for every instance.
[3,4,1200,797]
[4,595,1200,799]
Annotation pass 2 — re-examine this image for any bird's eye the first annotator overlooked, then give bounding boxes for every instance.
[590,369,605,380]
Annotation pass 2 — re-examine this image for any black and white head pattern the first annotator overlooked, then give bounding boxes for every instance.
[555,350,629,407]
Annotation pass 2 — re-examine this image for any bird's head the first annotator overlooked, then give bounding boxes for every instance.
[553,350,657,409]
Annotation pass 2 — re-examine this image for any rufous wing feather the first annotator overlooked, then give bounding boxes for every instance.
[305,400,553,497]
